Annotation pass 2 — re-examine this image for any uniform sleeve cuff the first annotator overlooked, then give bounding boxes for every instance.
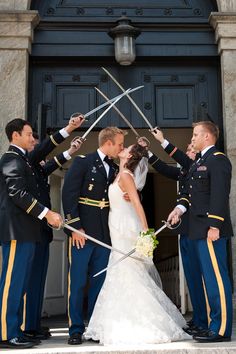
[59,128,70,138]
[38,207,49,220]
[176,205,187,214]
[63,151,71,160]
[161,139,169,149]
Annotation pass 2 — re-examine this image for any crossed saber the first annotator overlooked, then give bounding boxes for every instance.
[64,69,163,276]
[62,220,172,277]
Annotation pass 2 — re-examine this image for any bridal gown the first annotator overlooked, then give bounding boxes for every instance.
[85,172,190,345]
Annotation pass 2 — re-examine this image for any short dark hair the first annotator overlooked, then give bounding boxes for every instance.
[5,118,32,142]
[33,131,39,140]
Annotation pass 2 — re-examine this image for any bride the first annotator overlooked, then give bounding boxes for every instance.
[84,143,190,345]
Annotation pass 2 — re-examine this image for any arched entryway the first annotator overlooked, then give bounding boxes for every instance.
[28,0,220,315]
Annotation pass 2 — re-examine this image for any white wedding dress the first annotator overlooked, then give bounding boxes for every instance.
[85,172,190,345]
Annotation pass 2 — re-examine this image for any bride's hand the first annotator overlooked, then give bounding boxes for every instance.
[72,229,87,249]
[123,192,130,202]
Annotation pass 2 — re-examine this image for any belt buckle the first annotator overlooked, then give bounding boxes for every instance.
[99,200,106,209]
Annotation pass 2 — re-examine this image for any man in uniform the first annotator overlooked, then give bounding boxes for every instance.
[0,119,62,349]
[168,121,233,342]
[62,126,126,345]
[23,115,85,340]
[147,130,208,334]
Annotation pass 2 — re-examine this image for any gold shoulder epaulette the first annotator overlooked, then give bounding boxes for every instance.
[213,152,225,157]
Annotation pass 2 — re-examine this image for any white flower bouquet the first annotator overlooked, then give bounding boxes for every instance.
[135,228,159,258]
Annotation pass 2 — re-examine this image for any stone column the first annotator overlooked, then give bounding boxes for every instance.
[210,13,236,305]
[0,11,39,157]
[0,9,39,272]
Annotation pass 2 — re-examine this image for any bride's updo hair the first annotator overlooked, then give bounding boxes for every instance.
[124,143,148,173]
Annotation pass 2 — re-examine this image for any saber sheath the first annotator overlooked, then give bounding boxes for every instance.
[95,87,140,137]
[63,223,144,262]
[102,67,154,130]
[93,221,169,277]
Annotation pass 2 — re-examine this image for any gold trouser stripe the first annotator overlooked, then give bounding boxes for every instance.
[20,293,27,331]
[1,240,17,340]
[202,277,211,326]
[208,214,224,222]
[207,239,227,336]
[26,199,37,214]
[169,147,177,157]
[54,156,62,168]
[68,238,72,327]
[50,135,59,146]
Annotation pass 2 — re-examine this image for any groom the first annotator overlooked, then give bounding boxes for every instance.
[62,127,126,345]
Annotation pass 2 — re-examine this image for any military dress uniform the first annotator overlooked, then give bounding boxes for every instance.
[149,149,208,329]
[0,145,46,342]
[177,146,233,339]
[62,150,118,336]
[23,130,71,336]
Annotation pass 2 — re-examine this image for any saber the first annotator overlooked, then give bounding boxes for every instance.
[95,87,140,138]
[93,221,170,277]
[63,223,144,262]
[102,67,154,130]
[81,86,143,139]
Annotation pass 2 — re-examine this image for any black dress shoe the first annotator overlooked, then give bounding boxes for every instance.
[39,327,52,337]
[68,332,82,345]
[22,333,41,344]
[24,330,49,340]
[193,329,231,342]
[183,325,206,336]
[0,336,36,349]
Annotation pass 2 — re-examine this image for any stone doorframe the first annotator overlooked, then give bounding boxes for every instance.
[0,0,236,305]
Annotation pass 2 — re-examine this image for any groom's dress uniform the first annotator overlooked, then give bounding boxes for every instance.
[177,145,233,339]
[62,150,118,336]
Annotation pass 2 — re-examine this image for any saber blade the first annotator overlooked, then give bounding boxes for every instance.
[84,85,144,119]
[95,87,140,137]
[81,87,131,140]
[63,223,143,261]
[93,221,169,277]
[102,67,154,130]
[81,85,143,139]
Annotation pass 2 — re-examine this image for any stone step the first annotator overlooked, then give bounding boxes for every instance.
[10,329,236,354]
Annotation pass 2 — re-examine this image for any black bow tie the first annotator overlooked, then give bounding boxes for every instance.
[195,152,202,160]
[104,155,114,167]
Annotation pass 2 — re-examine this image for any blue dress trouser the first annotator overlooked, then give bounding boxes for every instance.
[195,238,232,337]
[68,239,110,335]
[23,241,49,331]
[179,235,208,328]
[0,241,35,341]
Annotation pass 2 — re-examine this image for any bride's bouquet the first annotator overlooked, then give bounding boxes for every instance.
[135,228,159,258]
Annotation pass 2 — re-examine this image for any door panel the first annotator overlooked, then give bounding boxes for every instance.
[29,61,222,133]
